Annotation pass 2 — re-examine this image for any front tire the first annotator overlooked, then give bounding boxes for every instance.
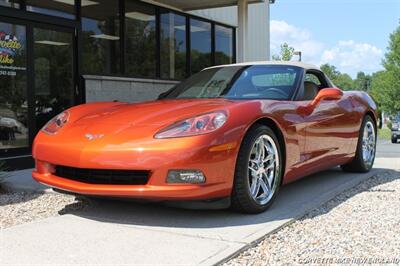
[392,137,397,144]
[341,115,376,173]
[231,125,283,214]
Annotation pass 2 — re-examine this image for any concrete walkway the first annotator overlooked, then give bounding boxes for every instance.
[1,158,398,265]
[2,168,48,193]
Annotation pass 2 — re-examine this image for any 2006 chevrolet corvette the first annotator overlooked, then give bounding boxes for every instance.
[32,62,377,213]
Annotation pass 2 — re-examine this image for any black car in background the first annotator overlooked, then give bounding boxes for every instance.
[392,113,400,143]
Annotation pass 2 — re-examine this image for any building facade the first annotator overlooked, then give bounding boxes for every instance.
[0,0,271,167]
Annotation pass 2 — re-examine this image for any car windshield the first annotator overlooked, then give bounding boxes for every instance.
[161,65,302,100]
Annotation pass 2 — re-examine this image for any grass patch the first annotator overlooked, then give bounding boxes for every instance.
[378,128,391,140]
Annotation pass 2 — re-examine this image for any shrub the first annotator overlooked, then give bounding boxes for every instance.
[387,121,393,130]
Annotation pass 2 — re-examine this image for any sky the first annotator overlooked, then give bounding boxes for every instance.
[270,0,400,77]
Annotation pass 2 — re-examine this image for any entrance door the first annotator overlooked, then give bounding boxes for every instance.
[32,25,76,131]
[0,19,77,159]
[0,20,29,154]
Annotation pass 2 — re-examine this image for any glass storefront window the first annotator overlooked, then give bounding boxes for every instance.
[0,0,19,8]
[190,19,211,74]
[33,28,75,130]
[160,12,186,80]
[125,1,156,78]
[26,0,76,19]
[0,22,28,150]
[82,0,120,75]
[215,25,233,65]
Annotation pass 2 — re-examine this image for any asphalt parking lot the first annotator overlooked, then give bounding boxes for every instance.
[376,139,400,158]
[1,140,399,265]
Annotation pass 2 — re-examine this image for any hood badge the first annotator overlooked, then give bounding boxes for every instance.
[85,134,104,140]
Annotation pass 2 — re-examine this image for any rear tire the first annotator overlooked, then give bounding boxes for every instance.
[341,115,376,173]
[231,125,283,214]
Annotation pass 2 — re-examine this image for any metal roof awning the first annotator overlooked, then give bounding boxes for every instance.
[148,0,265,11]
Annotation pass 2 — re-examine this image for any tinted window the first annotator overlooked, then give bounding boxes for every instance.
[163,65,301,100]
[33,28,75,130]
[215,25,233,65]
[190,19,211,74]
[125,1,156,77]
[26,0,76,19]
[0,0,19,8]
[82,0,120,74]
[160,12,186,80]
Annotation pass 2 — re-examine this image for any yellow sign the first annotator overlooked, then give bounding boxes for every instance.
[0,31,23,65]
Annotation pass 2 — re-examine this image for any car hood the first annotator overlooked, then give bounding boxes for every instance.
[72,99,236,128]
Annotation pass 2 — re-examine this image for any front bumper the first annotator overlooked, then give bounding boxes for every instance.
[32,133,239,200]
[32,170,227,200]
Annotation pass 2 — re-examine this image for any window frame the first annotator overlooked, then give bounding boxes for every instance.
[78,1,237,80]
[0,0,236,81]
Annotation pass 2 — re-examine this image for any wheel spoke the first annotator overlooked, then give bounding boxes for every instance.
[250,178,260,197]
[259,179,269,195]
[263,154,274,163]
[265,159,275,170]
[249,159,259,166]
[249,166,258,177]
[368,134,374,143]
[257,139,265,161]
[263,172,273,190]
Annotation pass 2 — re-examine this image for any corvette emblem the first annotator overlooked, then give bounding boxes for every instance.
[85,134,104,140]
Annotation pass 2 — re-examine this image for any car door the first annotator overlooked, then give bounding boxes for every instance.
[301,70,356,168]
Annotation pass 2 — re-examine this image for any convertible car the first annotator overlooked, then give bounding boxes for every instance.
[32,62,377,213]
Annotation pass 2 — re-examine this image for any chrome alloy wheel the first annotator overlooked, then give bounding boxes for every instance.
[362,121,376,165]
[248,135,280,205]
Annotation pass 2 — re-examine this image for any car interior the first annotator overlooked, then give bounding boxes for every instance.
[303,81,319,100]
[301,70,329,101]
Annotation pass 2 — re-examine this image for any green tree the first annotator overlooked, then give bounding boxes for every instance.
[320,63,354,90]
[370,22,400,114]
[320,63,340,81]
[335,73,355,91]
[272,42,295,61]
[370,71,394,112]
[355,71,372,91]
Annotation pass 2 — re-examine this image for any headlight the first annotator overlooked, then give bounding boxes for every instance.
[154,111,227,139]
[42,111,70,135]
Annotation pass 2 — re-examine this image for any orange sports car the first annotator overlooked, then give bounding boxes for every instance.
[32,62,377,213]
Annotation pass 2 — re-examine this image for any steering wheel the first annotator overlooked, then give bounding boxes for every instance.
[261,87,289,99]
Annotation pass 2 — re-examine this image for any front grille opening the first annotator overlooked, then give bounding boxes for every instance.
[55,165,150,185]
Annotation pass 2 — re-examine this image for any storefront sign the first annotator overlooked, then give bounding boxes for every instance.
[0,31,26,75]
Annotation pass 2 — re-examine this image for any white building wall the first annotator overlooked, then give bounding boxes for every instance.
[191,2,270,61]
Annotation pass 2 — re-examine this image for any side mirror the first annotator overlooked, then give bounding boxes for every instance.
[299,88,343,115]
[311,87,343,106]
